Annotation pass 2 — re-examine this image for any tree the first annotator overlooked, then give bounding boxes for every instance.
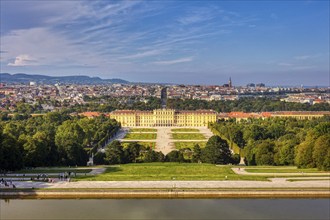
[105,141,125,164]
[230,127,245,148]
[22,132,50,167]
[144,149,161,162]
[0,128,24,171]
[244,125,266,141]
[231,153,241,165]
[93,152,106,165]
[312,135,330,171]
[165,150,185,162]
[192,144,202,163]
[274,139,296,165]
[125,142,141,163]
[254,140,275,165]
[201,135,232,164]
[55,121,87,166]
[295,133,315,168]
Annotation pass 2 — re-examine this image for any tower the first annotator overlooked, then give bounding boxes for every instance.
[229,77,232,88]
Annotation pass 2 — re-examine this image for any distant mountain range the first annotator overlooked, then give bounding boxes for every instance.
[0,73,129,85]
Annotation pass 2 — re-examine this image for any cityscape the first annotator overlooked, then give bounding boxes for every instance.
[0,0,329,220]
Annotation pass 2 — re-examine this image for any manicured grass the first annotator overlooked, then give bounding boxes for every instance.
[171,128,200,132]
[121,142,156,149]
[76,163,268,181]
[124,133,157,140]
[245,168,328,173]
[130,128,157,132]
[174,142,207,150]
[9,169,92,174]
[172,133,206,140]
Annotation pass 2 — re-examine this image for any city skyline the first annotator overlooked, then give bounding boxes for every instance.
[1,0,329,86]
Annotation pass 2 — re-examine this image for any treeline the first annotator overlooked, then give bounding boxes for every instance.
[167,97,330,112]
[0,112,120,171]
[94,136,239,165]
[4,97,329,116]
[210,117,330,170]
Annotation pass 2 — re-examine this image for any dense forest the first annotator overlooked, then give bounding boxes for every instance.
[0,112,120,171]
[210,117,330,170]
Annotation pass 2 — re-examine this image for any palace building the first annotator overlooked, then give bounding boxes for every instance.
[109,109,330,127]
[109,109,217,127]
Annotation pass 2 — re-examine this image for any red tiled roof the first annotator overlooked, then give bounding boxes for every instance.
[79,112,101,117]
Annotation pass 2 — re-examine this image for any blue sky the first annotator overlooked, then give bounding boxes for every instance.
[0,0,329,86]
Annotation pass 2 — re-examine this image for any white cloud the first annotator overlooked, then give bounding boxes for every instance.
[177,7,217,25]
[153,57,193,65]
[8,54,37,66]
[121,49,165,59]
[1,27,104,68]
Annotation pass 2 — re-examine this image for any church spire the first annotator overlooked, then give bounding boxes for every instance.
[229,77,232,88]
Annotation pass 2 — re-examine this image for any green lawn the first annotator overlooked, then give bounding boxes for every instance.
[174,142,207,150]
[121,142,156,149]
[245,168,328,173]
[124,133,157,140]
[171,128,200,132]
[172,133,206,140]
[76,163,268,181]
[130,128,157,132]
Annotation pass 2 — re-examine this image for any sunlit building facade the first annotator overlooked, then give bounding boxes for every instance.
[109,109,217,127]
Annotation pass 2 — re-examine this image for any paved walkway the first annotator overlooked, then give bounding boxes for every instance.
[0,168,106,177]
[2,178,329,189]
[232,168,330,176]
[155,127,174,154]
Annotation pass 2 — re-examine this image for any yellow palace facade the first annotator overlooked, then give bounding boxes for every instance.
[109,109,217,127]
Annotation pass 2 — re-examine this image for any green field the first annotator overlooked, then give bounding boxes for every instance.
[171,128,200,132]
[172,133,206,140]
[76,163,268,181]
[130,128,157,132]
[244,168,329,173]
[124,133,157,140]
[121,142,156,149]
[174,142,207,150]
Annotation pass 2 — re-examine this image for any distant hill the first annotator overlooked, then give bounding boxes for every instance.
[0,73,129,85]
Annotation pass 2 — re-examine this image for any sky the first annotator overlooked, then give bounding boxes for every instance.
[0,0,329,86]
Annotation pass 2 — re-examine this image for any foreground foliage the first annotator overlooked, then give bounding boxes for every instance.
[210,117,330,171]
[0,112,120,171]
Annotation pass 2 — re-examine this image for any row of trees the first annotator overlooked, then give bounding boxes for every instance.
[93,136,239,165]
[0,112,120,171]
[210,117,330,170]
